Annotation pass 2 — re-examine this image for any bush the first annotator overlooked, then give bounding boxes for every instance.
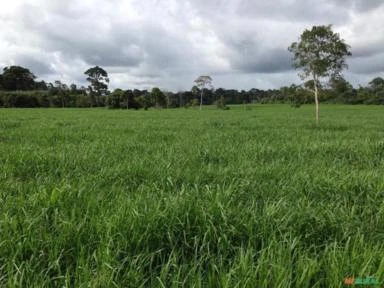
[0,91,88,108]
[0,91,45,107]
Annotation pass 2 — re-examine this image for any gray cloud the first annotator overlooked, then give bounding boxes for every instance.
[237,0,349,23]
[14,56,54,77]
[340,0,384,11]
[0,0,383,91]
[350,53,384,74]
[230,47,292,73]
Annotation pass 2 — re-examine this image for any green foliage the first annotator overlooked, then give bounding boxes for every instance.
[151,87,167,108]
[369,77,384,91]
[288,25,351,81]
[194,76,213,89]
[107,89,125,109]
[84,66,109,106]
[191,85,200,95]
[189,98,199,107]
[3,77,384,108]
[137,91,152,110]
[194,75,213,110]
[1,62,384,109]
[216,94,227,109]
[0,91,48,107]
[281,84,307,107]
[289,25,352,122]
[1,106,384,286]
[1,66,36,91]
[0,91,86,108]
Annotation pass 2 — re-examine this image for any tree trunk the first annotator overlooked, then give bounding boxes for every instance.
[200,90,203,111]
[156,94,158,109]
[314,79,319,124]
[179,93,182,108]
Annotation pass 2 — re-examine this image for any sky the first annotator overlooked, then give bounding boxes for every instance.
[1,0,384,91]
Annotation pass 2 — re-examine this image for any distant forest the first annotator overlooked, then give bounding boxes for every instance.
[0,65,384,109]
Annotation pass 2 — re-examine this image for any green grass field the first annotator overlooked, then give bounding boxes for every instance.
[1,105,384,287]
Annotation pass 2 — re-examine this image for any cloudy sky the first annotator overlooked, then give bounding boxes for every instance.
[1,0,384,91]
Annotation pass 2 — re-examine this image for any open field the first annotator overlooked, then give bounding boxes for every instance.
[1,105,384,287]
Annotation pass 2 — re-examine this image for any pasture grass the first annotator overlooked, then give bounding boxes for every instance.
[1,105,384,287]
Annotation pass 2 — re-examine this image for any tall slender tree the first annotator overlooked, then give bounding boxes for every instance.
[194,76,213,110]
[84,66,109,106]
[288,25,351,124]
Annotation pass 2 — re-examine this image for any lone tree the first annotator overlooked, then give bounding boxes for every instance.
[194,75,213,110]
[288,25,351,123]
[84,66,109,106]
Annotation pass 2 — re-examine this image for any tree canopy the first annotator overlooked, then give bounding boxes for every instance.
[84,66,109,106]
[369,77,384,91]
[194,76,213,110]
[1,66,36,91]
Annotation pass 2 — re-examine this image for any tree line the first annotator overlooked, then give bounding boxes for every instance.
[0,26,383,110]
[1,66,382,109]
